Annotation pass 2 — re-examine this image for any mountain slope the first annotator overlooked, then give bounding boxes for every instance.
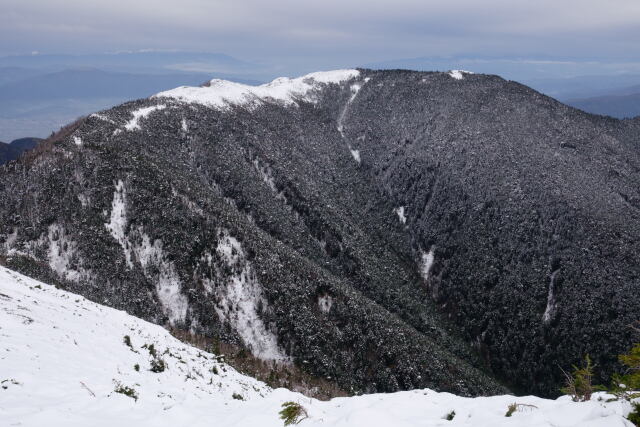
[1,265,635,427]
[0,70,503,396]
[333,70,640,394]
[1,69,639,397]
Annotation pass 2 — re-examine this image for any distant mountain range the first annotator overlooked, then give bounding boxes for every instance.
[0,138,42,165]
[565,91,640,119]
[0,51,265,76]
[522,76,640,100]
[0,137,41,164]
[0,68,261,103]
[521,76,640,119]
[0,52,271,142]
[1,52,639,141]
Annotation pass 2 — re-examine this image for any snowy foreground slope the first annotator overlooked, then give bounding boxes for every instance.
[0,266,635,427]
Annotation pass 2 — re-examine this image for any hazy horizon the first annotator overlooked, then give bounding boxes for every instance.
[2,0,640,78]
[2,1,640,141]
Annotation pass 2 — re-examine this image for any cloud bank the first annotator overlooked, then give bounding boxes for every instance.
[1,0,640,74]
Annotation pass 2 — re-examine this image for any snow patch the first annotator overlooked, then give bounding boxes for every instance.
[72,136,82,146]
[253,158,278,193]
[154,69,359,110]
[337,80,364,138]
[197,251,216,295]
[542,269,561,324]
[350,149,361,164]
[348,82,362,102]
[90,113,115,123]
[253,158,289,203]
[394,206,407,224]
[420,248,435,281]
[213,230,288,362]
[4,228,18,252]
[448,70,474,80]
[103,181,187,324]
[181,118,188,132]
[3,228,18,254]
[124,105,166,131]
[130,227,188,325]
[336,77,367,165]
[46,224,86,283]
[77,193,90,208]
[318,294,333,313]
[104,180,132,268]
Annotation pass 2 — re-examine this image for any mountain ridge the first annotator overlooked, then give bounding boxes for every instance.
[1,68,638,397]
[0,137,41,164]
[566,91,640,119]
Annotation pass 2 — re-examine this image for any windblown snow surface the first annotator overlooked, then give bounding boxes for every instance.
[153,69,360,109]
[0,266,636,426]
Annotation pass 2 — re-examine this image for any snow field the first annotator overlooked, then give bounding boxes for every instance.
[153,70,360,109]
[0,266,636,426]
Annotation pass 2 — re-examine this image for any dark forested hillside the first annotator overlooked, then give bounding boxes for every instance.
[1,69,638,397]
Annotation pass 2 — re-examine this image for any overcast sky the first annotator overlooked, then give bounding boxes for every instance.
[2,0,640,74]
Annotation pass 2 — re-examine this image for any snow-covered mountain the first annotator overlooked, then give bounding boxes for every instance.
[1,68,639,397]
[1,265,636,427]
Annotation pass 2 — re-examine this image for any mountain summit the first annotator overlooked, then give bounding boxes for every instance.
[1,69,639,396]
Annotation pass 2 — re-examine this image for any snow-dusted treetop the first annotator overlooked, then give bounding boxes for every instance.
[153,69,360,109]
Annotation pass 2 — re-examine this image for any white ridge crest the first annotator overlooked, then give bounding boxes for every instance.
[154,69,360,109]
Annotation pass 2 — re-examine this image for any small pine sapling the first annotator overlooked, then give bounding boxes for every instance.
[618,343,640,395]
[114,383,138,401]
[142,343,157,357]
[560,354,596,402]
[123,335,136,352]
[627,402,640,426]
[150,357,166,373]
[611,339,640,426]
[279,401,308,425]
